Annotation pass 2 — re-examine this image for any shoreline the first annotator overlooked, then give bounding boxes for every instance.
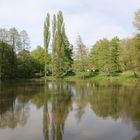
[42,72,140,86]
[1,72,140,86]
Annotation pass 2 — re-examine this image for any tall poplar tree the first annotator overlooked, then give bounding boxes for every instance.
[44,13,50,77]
[52,11,73,77]
[52,14,57,75]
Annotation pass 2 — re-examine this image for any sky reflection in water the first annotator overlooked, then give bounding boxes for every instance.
[0,80,140,140]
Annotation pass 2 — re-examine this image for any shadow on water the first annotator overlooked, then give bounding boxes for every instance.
[0,80,140,140]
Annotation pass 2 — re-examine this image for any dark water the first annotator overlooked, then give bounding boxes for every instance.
[0,80,140,140]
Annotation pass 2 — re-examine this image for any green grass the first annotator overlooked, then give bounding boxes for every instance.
[44,71,140,84]
[65,71,98,79]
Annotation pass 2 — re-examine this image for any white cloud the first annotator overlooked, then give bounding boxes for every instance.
[0,0,140,49]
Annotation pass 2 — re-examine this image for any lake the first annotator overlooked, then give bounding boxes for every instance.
[0,80,140,140]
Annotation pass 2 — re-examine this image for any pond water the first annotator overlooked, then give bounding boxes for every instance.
[0,80,140,140]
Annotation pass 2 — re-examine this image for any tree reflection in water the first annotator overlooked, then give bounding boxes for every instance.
[0,80,139,140]
[74,82,140,140]
[0,81,42,129]
[43,81,73,140]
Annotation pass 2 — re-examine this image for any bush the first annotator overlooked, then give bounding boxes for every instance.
[64,70,75,76]
[34,73,44,78]
[75,72,98,79]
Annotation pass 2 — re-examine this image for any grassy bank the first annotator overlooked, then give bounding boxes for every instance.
[45,71,140,83]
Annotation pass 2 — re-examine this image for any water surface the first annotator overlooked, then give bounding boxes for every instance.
[0,80,140,140]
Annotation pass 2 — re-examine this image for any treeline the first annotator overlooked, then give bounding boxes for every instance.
[0,28,41,78]
[0,10,140,79]
[73,35,140,76]
[43,10,140,77]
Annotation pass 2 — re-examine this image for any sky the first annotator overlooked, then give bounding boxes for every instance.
[0,0,140,49]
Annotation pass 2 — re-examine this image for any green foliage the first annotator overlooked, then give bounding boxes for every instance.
[63,36,73,70]
[0,41,14,78]
[44,13,50,77]
[0,39,46,79]
[110,37,121,73]
[51,11,73,77]
[90,37,122,75]
[0,9,140,79]
[0,27,31,78]
[75,72,98,79]
[121,35,140,76]
[132,35,140,68]
[90,38,110,73]
[17,49,35,78]
[73,35,89,71]
[31,45,45,73]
